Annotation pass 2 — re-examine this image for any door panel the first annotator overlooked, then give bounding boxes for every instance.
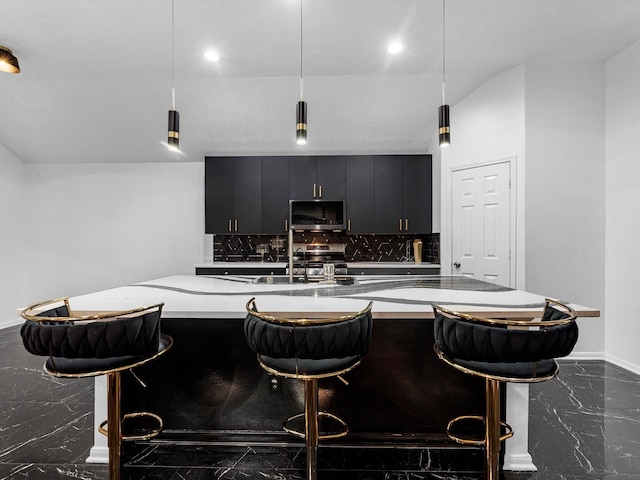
[452,162,511,287]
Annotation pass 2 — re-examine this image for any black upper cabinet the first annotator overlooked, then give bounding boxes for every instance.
[403,155,432,234]
[289,156,345,200]
[373,155,432,234]
[374,155,404,233]
[205,156,261,234]
[346,156,375,233]
[261,156,290,233]
[206,154,431,235]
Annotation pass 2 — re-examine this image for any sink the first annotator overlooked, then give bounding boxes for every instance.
[252,275,357,285]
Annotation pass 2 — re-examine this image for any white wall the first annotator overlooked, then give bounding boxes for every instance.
[0,145,29,328]
[605,39,640,374]
[524,63,606,358]
[19,162,205,311]
[441,63,605,358]
[440,65,527,288]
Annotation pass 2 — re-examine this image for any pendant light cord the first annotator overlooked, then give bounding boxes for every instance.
[441,0,446,104]
[171,0,176,109]
[299,0,304,101]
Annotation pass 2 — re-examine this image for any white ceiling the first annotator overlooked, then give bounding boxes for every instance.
[2,0,640,165]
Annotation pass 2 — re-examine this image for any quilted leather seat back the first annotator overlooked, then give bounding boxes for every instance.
[21,309,162,359]
[434,306,578,364]
[244,311,373,361]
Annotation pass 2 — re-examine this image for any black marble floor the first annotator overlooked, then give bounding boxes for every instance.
[2,323,640,479]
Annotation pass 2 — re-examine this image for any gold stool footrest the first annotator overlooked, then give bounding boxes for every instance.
[99,411,164,441]
[446,415,513,446]
[283,411,349,440]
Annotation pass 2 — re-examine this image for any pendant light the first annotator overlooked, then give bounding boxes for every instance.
[167,0,180,152]
[296,0,307,145]
[0,46,20,74]
[438,0,450,148]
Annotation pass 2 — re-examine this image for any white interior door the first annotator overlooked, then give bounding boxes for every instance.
[451,161,511,286]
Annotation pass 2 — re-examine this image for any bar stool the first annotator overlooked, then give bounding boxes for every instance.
[20,297,173,480]
[432,298,578,480]
[244,297,373,480]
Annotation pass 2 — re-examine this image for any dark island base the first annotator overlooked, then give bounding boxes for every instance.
[121,316,505,468]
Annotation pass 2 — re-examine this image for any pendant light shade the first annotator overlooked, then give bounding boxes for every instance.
[295,0,307,145]
[167,0,180,152]
[168,109,180,151]
[439,104,450,147]
[0,46,20,74]
[296,100,307,145]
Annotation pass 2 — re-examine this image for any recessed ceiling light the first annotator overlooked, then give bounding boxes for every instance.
[387,42,403,54]
[204,50,220,62]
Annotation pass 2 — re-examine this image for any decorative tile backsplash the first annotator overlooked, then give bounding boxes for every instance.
[213,232,439,264]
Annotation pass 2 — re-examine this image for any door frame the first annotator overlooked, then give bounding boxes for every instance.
[442,156,518,289]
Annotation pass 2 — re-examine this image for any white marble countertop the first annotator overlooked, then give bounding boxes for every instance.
[68,274,599,320]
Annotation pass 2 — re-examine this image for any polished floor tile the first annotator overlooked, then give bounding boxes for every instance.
[2,324,640,479]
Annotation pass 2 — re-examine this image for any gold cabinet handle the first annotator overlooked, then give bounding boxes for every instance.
[347,219,351,232]
[228,219,232,232]
[319,185,322,198]
[399,219,403,231]
[405,218,409,231]
[285,219,288,231]
[234,219,238,232]
[313,183,317,198]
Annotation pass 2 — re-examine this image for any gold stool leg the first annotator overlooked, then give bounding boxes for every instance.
[485,378,501,480]
[305,378,319,480]
[107,371,122,480]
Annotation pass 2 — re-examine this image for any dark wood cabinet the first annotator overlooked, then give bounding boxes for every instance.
[289,155,345,200]
[402,155,432,234]
[261,156,290,233]
[205,154,431,235]
[346,155,375,233]
[373,155,432,234]
[205,156,261,234]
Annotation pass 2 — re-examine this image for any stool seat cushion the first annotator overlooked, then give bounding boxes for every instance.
[258,353,362,377]
[45,335,172,376]
[21,310,162,360]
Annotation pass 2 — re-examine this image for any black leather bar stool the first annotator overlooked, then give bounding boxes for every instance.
[433,298,578,480]
[244,297,373,480]
[20,297,173,480]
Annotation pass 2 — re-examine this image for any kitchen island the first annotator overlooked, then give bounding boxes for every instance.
[75,274,598,471]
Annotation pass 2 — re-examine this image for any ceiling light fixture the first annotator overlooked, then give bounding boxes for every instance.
[204,50,219,62]
[438,0,450,148]
[167,0,180,152]
[296,0,307,146]
[387,42,403,54]
[0,46,20,74]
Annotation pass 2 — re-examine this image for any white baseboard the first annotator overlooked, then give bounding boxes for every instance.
[0,317,21,331]
[86,446,109,464]
[504,453,536,472]
[605,354,640,376]
[565,351,605,361]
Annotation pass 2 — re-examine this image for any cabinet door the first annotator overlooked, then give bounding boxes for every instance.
[205,156,234,234]
[374,155,403,233]
[261,156,290,233]
[402,155,432,234]
[289,156,317,199]
[233,157,262,234]
[317,155,346,199]
[346,155,374,233]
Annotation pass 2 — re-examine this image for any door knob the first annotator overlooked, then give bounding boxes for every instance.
[453,262,461,268]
